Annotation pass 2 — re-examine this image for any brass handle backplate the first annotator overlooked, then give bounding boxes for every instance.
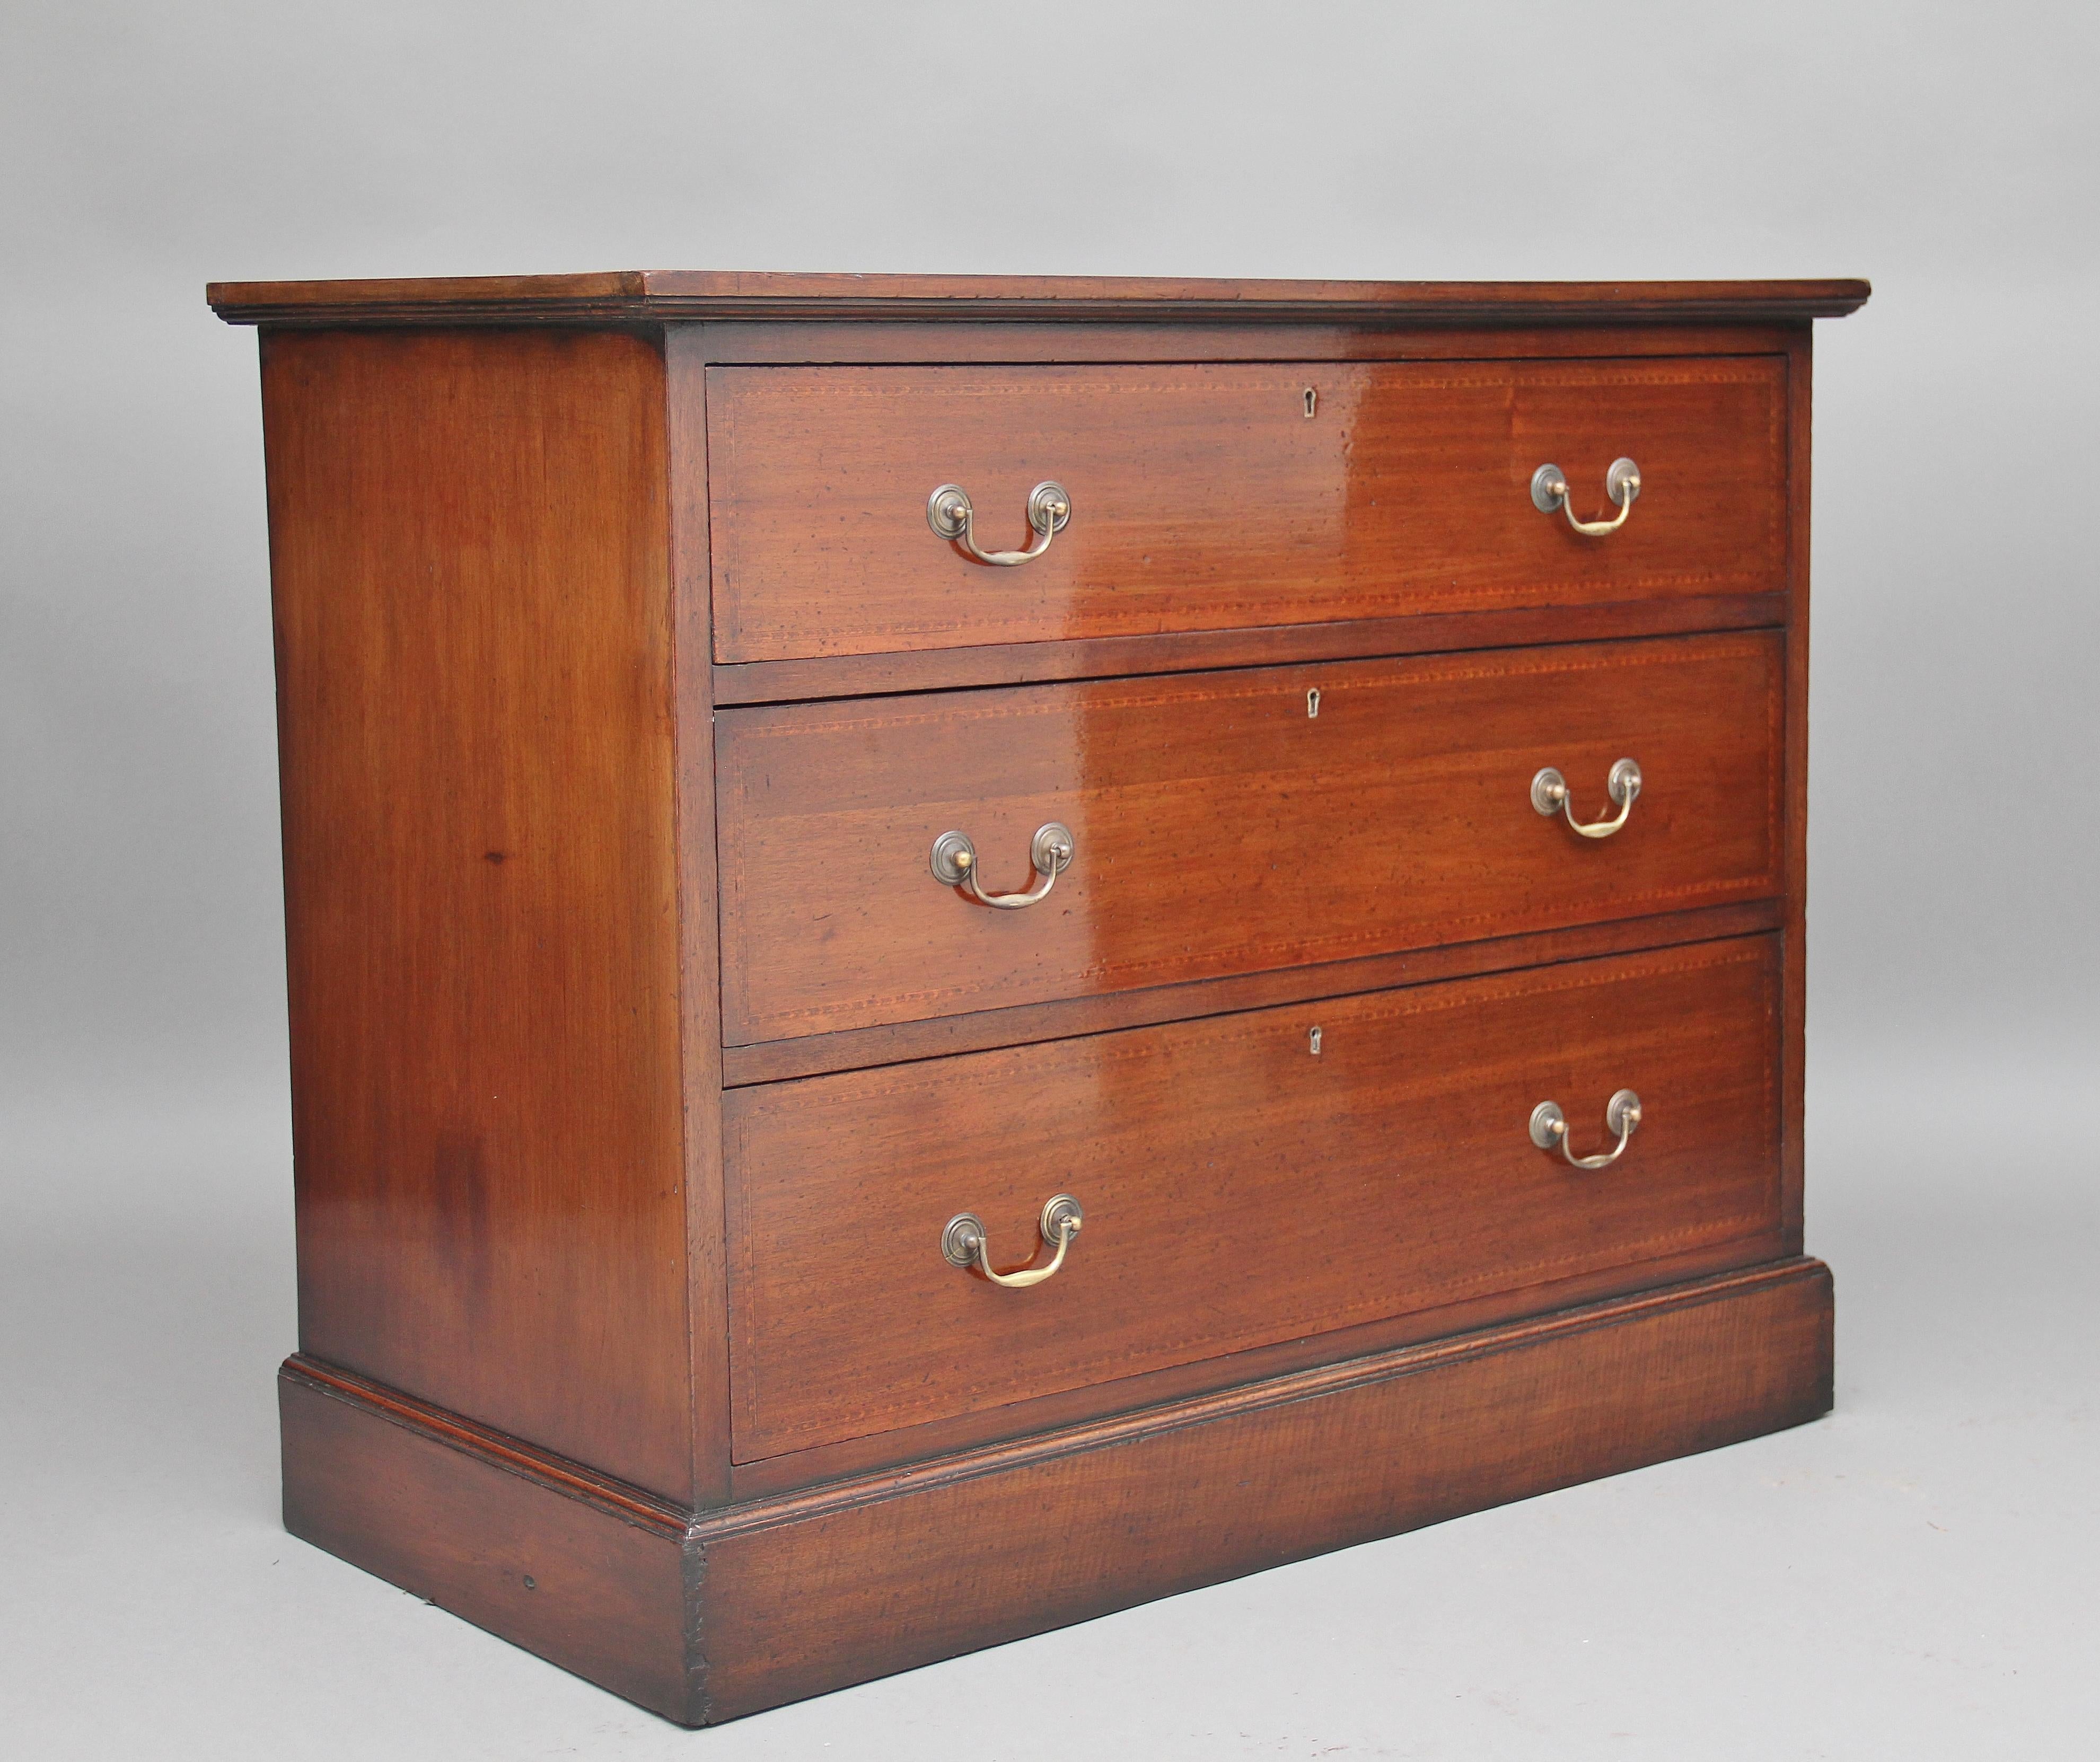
[942,1194,1085,1288]
[1531,457,1641,535]
[927,480,1071,566]
[1530,1089,1643,1169]
[1532,757,1642,839]
[930,821,1074,909]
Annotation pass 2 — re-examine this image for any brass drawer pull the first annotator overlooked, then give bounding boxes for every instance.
[927,479,1072,566]
[942,1194,1085,1287]
[1532,757,1641,839]
[1531,457,1641,535]
[1530,1089,1643,1169]
[930,821,1074,909]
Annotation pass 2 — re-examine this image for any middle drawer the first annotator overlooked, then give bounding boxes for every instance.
[717,629,1782,1046]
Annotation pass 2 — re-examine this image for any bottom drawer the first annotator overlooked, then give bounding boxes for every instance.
[725,935,1782,1461]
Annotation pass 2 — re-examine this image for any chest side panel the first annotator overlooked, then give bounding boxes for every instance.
[263,327,693,1500]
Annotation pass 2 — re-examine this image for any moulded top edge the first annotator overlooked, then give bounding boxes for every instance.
[205,270,1873,329]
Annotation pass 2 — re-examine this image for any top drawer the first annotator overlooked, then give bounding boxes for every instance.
[706,356,1787,663]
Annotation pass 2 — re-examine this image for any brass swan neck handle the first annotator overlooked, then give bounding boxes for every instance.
[928,480,1071,566]
[930,822,1074,909]
[1530,1090,1643,1170]
[942,1195,1085,1288]
[1532,758,1642,839]
[1531,457,1641,535]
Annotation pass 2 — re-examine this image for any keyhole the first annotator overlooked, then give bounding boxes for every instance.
[1307,688,1321,719]
[1303,386,1317,418]
[1309,1026,1323,1055]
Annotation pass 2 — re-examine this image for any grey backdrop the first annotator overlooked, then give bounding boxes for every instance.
[4,4,2094,1756]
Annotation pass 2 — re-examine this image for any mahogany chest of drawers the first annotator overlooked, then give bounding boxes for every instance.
[209,270,1868,1724]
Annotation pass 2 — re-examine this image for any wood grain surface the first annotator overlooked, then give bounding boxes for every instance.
[1781,333,1813,1253]
[718,900,1782,1087]
[725,935,1781,1459]
[664,328,734,1507]
[709,591,1785,708]
[277,1258,1832,1725]
[705,357,1788,661]
[695,1257,1833,1719]
[691,319,1798,367]
[233,279,1855,1728]
[279,1367,696,1721]
[726,1229,1787,1500]
[716,630,1783,1045]
[207,269,1869,328]
[262,328,695,1499]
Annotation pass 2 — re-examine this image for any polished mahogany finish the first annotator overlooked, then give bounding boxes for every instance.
[282,1258,1832,1724]
[718,631,1781,1044]
[693,1259,1832,1721]
[260,328,697,1500]
[718,900,1782,1087]
[694,319,1808,367]
[279,1367,692,1716]
[208,269,1869,328]
[707,358,1785,661]
[728,936,1780,1459]
[217,270,1862,1725]
[1780,333,1815,1253]
[708,591,1785,708]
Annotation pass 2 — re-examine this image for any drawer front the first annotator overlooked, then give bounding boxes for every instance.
[726,936,1781,1460]
[717,631,1781,1046]
[706,357,1786,663]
